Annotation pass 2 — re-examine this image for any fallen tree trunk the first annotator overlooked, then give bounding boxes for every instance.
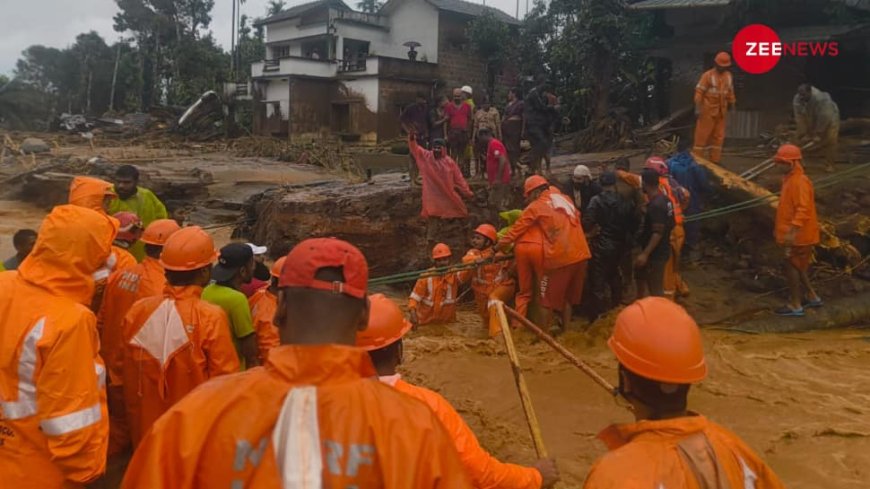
[717,291,870,333]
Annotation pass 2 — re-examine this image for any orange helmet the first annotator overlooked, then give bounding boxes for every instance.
[523,175,548,197]
[774,144,802,165]
[432,243,452,259]
[159,226,218,271]
[114,212,143,242]
[356,293,413,351]
[608,297,707,384]
[270,256,287,278]
[140,219,181,246]
[474,224,498,243]
[644,156,668,176]
[714,51,732,67]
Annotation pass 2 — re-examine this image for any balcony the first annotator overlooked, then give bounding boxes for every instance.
[252,56,340,79]
[253,55,381,79]
[329,9,389,29]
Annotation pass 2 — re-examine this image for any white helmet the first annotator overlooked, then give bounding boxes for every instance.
[461,85,473,96]
[573,165,592,179]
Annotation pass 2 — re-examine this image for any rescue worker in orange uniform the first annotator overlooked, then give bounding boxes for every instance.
[122,237,471,488]
[68,176,137,310]
[461,224,516,336]
[409,242,462,327]
[119,226,240,448]
[359,294,560,488]
[99,218,180,455]
[0,205,118,488]
[772,144,822,317]
[645,157,691,300]
[499,176,591,331]
[496,176,547,319]
[111,211,143,274]
[584,297,785,488]
[247,256,284,362]
[693,52,736,164]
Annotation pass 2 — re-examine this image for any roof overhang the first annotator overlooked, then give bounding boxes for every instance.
[628,0,731,11]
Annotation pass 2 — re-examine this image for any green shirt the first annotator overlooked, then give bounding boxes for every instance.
[108,186,169,261]
[202,283,255,367]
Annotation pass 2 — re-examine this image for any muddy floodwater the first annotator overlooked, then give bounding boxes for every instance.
[401,309,870,488]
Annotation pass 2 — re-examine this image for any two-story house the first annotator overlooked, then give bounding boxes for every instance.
[249,0,518,142]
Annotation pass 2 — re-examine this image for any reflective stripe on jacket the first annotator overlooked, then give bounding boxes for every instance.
[0,205,117,488]
[121,345,471,488]
[120,285,240,447]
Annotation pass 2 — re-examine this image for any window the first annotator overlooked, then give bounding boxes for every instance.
[273,45,290,59]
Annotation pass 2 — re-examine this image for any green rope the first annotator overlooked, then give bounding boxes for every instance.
[365,163,868,286]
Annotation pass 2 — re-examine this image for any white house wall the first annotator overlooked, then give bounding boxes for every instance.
[386,0,439,62]
[265,79,290,121]
[267,19,327,44]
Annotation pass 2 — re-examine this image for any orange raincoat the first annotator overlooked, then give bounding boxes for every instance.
[0,205,117,488]
[693,69,736,164]
[382,374,541,488]
[120,285,240,447]
[584,415,784,489]
[775,161,820,246]
[409,269,462,325]
[98,256,166,454]
[122,345,471,488]
[460,247,516,336]
[502,187,591,271]
[248,287,281,363]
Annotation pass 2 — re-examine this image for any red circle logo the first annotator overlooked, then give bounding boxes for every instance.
[732,24,782,74]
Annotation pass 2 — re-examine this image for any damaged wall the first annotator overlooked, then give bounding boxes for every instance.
[288,78,336,141]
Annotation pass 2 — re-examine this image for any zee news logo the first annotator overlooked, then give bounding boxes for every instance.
[732,24,839,74]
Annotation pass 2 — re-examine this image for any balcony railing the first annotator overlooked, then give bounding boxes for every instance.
[338,58,367,73]
[263,59,281,72]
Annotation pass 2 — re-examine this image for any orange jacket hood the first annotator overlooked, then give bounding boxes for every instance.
[69,176,115,212]
[18,205,118,305]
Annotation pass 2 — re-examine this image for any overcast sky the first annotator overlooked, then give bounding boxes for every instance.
[0,0,521,76]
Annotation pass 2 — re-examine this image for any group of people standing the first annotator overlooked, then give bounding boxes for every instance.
[400,80,562,183]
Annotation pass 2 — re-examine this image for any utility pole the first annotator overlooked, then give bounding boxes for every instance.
[516,0,519,19]
[109,42,122,112]
[231,0,237,77]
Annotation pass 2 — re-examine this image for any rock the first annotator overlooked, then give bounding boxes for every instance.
[20,138,50,154]
[239,174,522,276]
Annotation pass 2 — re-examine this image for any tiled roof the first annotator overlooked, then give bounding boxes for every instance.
[628,0,731,10]
[427,0,520,24]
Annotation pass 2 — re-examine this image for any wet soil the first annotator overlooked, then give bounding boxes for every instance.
[399,304,870,488]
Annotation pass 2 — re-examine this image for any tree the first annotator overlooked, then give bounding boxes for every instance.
[356,0,383,13]
[266,0,287,15]
[0,77,47,129]
[468,11,513,101]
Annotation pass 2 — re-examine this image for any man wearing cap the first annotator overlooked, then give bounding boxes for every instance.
[122,238,472,488]
[409,243,462,327]
[569,164,602,215]
[583,171,636,320]
[693,51,736,165]
[359,294,560,488]
[98,218,181,456]
[202,243,260,368]
[120,226,240,449]
[583,298,784,488]
[240,243,271,297]
[248,257,284,363]
[460,224,516,336]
